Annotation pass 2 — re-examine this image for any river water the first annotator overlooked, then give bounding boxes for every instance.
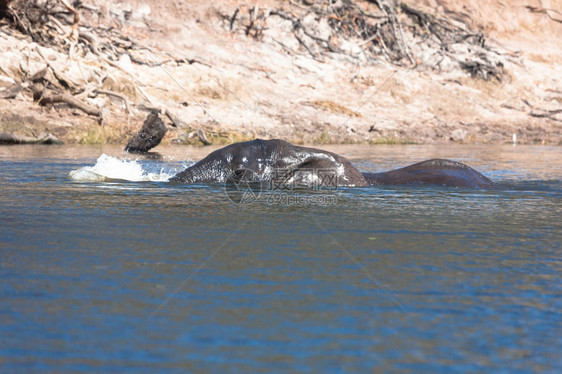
[1,144,561,373]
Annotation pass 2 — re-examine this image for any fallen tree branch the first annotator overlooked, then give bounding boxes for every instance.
[35,47,81,92]
[459,60,502,80]
[47,14,67,35]
[503,98,562,122]
[164,108,188,128]
[0,83,23,99]
[228,0,503,76]
[525,6,562,24]
[37,91,102,118]
[0,131,63,144]
[376,0,415,66]
[529,108,562,122]
[95,88,131,113]
[229,6,240,30]
[59,0,79,40]
[79,30,101,55]
[174,57,212,67]
[186,129,211,145]
[128,54,171,67]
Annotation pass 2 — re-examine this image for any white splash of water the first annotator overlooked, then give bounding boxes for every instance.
[68,154,172,182]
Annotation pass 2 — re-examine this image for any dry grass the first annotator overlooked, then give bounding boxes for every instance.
[73,123,135,145]
[368,137,416,145]
[306,100,361,117]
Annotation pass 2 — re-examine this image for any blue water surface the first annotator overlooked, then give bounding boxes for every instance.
[0,145,561,373]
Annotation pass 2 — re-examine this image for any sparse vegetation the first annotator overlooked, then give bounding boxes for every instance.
[0,0,560,146]
[368,137,416,145]
[307,100,360,117]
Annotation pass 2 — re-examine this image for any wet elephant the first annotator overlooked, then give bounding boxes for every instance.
[169,139,492,188]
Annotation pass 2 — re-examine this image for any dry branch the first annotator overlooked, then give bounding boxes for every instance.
[186,129,212,146]
[37,91,102,118]
[0,83,23,99]
[502,98,562,123]
[0,131,62,144]
[164,108,187,128]
[1,0,221,146]
[227,0,504,79]
[95,89,131,114]
[59,0,79,40]
[525,6,562,24]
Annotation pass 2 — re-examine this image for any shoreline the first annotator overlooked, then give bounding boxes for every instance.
[1,0,561,146]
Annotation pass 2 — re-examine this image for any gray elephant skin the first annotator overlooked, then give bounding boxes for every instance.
[170,139,492,188]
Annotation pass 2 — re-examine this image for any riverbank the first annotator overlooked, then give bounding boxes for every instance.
[1,0,561,146]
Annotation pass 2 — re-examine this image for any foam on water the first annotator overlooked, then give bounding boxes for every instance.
[69,154,172,182]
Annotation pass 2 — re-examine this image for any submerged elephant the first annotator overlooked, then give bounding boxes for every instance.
[170,139,492,188]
